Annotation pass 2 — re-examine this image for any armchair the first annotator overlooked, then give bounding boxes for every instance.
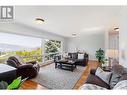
[7,56,40,79]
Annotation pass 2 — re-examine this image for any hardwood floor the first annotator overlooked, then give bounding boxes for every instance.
[20,80,47,89]
[20,60,99,90]
[73,60,99,89]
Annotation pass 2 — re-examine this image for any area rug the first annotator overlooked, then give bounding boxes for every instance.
[32,64,86,89]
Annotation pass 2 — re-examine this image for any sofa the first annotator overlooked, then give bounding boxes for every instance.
[68,52,89,66]
[80,64,127,90]
[7,56,40,79]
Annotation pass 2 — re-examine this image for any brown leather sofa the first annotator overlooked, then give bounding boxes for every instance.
[7,56,40,79]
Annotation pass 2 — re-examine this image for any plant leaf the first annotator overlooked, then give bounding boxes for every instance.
[7,77,22,90]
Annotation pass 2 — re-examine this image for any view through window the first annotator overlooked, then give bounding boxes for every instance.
[0,33,42,63]
[0,33,62,64]
[44,39,61,61]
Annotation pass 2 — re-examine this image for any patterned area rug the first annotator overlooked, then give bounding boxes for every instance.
[32,64,86,89]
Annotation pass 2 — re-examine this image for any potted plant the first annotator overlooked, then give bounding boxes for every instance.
[95,48,105,66]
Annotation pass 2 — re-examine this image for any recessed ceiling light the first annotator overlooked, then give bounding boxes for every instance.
[35,18,44,24]
[72,33,77,37]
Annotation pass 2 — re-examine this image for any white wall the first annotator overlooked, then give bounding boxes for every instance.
[119,7,127,67]
[0,22,67,52]
[0,21,106,61]
[66,32,105,60]
[104,30,109,58]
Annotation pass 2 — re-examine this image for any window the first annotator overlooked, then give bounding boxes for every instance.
[0,33,62,64]
[44,39,61,61]
[0,33,42,63]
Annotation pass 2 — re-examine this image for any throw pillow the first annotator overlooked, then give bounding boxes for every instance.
[95,67,112,84]
[78,54,84,59]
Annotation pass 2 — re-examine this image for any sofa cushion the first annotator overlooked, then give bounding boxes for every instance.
[76,59,84,62]
[109,64,125,88]
[110,73,121,88]
[78,54,84,59]
[68,53,78,60]
[113,80,127,89]
[80,83,107,90]
[112,64,125,75]
[85,74,110,89]
[119,74,127,81]
[95,67,112,84]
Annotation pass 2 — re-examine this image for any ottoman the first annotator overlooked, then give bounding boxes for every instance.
[0,64,17,84]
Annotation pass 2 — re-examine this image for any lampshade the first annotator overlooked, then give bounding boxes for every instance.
[106,49,119,58]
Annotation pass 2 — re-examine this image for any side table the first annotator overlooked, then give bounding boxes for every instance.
[101,66,112,72]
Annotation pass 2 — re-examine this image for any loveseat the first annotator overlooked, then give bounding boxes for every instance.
[80,64,127,90]
[68,52,89,66]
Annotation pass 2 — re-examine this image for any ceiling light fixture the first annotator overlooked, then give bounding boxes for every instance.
[114,27,119,31]
[72,33,77,37]
[35,18,44,24]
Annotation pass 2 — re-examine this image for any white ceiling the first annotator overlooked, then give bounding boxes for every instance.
[15,6,121,37]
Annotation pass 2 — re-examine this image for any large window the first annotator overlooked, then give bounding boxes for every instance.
[0,33,62,64]
[0,33,42,63]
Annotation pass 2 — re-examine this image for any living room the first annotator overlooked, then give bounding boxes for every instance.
[0,6,126,90]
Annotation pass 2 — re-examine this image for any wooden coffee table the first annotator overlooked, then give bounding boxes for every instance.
[55,59,76,71]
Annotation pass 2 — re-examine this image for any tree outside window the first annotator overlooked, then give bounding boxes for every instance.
[45,40,61,61]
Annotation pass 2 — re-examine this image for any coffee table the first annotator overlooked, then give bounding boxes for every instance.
[55,59,76,71]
